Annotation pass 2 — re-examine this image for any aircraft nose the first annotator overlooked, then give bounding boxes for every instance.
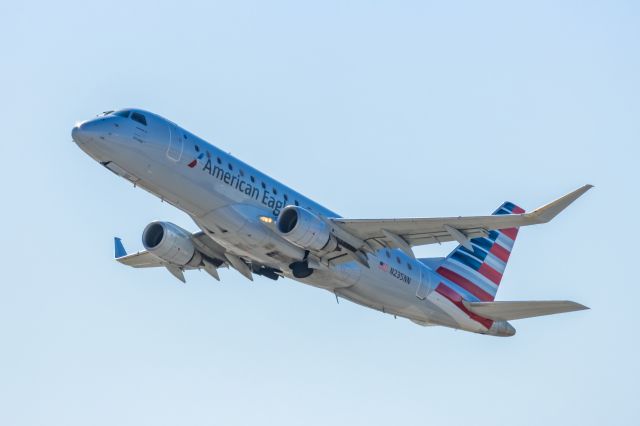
[71,120,99,145]
[71,124,82,142]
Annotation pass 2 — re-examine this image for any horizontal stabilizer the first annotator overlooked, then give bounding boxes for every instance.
[463,300,589,321]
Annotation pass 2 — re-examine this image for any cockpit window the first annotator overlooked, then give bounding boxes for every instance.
[114,110,130,118]
[131,112,147,126]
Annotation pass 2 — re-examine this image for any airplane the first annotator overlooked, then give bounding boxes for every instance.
[72,108,592,337]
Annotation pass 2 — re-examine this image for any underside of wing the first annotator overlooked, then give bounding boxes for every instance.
[190,231,229,261]
[331,185,592,250]
[114,237,166,268]
[116,250,166,268]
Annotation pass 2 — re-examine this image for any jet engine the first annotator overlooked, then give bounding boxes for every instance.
[276,206,337,252]
[142,221,202,267]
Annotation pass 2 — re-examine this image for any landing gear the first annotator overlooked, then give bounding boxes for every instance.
[289,261,314,278]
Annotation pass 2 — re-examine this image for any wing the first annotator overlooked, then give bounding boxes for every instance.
[115,230,282,283]
[114,234,226,283]
[114,237,166,268]
[331,185,592,254]
[116,250,167,268]
[114,237,190,282]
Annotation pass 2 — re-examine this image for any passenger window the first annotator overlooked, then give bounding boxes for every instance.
[131,112,147,126]
[228,163,233,171]
[273,188,277,195]
[294,200,299,206]
[114,110,130,118]
[250,176,255,183]
[195,145,200,152]
[217,157,222,164]
[261,182,266,189]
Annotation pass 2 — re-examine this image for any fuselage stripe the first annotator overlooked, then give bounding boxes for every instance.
[459,244,489,262]
[450,251,482,271]
[435,283,493,329]
[489,242,511,263]
[441,258,498,294]
[437,266,494,301]
[477,262,502,285]
[471,237,493,251]
[495,233,515,251]
[483,252,507,274]
[500,227,519,241]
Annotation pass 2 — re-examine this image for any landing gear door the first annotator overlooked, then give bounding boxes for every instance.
[167,123,183,161]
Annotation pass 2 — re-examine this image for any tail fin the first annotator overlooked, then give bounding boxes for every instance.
[435,201,525,302]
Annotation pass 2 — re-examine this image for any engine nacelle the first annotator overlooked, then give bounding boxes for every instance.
[276,206,337,252]
[142,221,202,267]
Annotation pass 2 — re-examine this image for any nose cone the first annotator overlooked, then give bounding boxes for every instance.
[72,118,113,163]
[72,119,106,145]
[71,121,91,145]
[71,124,82,143]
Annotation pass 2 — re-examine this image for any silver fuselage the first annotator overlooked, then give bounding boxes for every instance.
[72,109,487,332]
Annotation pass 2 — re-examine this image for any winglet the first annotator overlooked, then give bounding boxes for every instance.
[528,184,593,224]
[114,237,127,258]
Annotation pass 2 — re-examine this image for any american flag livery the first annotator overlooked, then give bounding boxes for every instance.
[433,201,525,328]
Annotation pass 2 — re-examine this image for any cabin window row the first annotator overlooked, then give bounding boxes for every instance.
[194,146,304,209]
[384,250,413,270]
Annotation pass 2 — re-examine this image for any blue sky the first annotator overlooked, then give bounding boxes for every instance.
[1,1,638,425]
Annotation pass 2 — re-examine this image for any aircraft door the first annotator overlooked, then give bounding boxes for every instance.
[167,123,183,161]
[416,267,434,300]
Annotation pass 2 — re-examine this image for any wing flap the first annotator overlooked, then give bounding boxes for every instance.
[463,300,589,321]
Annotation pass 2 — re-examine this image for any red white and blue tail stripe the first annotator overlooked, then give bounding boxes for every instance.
[435,201,525,304]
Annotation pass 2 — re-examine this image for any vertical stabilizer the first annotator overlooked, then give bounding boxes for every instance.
[434,202,524,302]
